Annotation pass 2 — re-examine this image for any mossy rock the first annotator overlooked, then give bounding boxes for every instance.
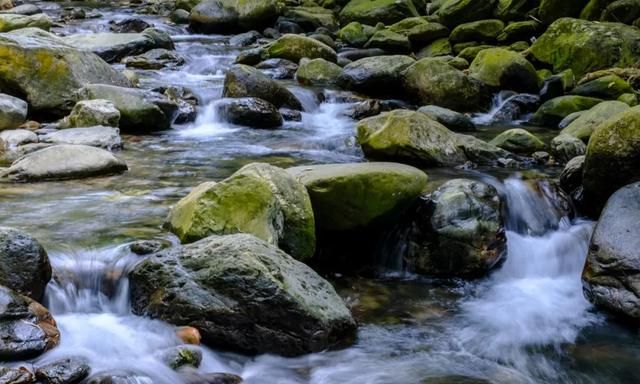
[363,29,410,53]
[288,162,428,231]
[188,0,280,33]
[165,163,316,261]
[528,18,640,77]
[417,38,452,57]
[494,0,538,21]
[531,95,603,127]
[263,34,337,63]
[560,100,629,142]
[437,0,498,27]
[618,92,639,106]
[449,19,505,43]
[580,0,611,20]
[388,17,450,44]
[339,55,415,96]
[337,21,375,47]
[0,28,131,117]
[222,64,302,110]
[489,128,545,154]
[282,6,339,31]
[496,20,541,43]
[583,106,640,213]
[456,45,496,62]
[601,0,640,25]
[571,74,635,100]
[538,0,590,24]
[468,47,539,93]
[402,58,490,112]
[0,13,51,33]
[339,0,419,26]
[296,58,342,86]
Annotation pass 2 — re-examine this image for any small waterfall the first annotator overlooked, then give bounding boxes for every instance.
[178,100,240,137]
[472,91,539,125]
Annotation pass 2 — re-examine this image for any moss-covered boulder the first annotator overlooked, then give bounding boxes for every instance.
[551,134,587,163]
[494,0,538,21]
[215,97,283,129]
[529,18,640,77]
[0,13,51,33]
[77,84,178,132]
[496,20,541,43]
[402,58,489,112]
[363,29,410,52]
[288,162,427,231]
[489,128,545,154]
[165,163,316,261]
[222,64,302,110]
[337,22,375,47]
[601,0,640,24]
[539,0,590,23]
[295,58,342,86]
[0,28,131,117]
[417,38,452,57]
[388,17,450,45]
[188,0,280,33]
[62,99,121,128]
[560,100,629,142]
[531,95,603,127]
[449,19,505,43]
[129,234,355,356]
[263,34,337,63]
[582,106,640,213]
[339,0,419,26]
[338,55,414,96]
[282,6,338,31]
[437,0,498,27]
[468,47,539,93]
[580,0,610,19]
[0,227,50,301]
[571,74,635,100]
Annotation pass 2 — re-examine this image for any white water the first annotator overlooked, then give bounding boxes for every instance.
[472,91,534,125]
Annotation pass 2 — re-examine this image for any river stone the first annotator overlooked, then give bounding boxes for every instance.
[77,84,178,132]
[0,285,60,360]
[40,126,122,150]
[560,154,585,197]
[602,0,640,24]
[388,17,450,45]
[62,99,121,128]
[3,144,127,182]
[222,64,302,110]
[287,162,428,231]
[437,0,498,27]
[339,0,419,26]
[531,96,603,127]
[181,372,242,384]
[0,28,131,117]
[450,19,505,43]
[468,48,540,93]
[0,93,27,130]
[0,129,36,147]
[295,58,342,86]
[282,6,338,31]
[583,182,640,321]
[0,227,50,300]
[263,34,337,63]
[0,367,34,384]
[404,179,506,277]
[496,20,540,43]
[551,134,586,163]
[363,29,411,53]
[165,163,315,261]
[157,345,202,369]
[62,28,174,63]
[402,58,489,112]
[215,98,282,129]
[339,55,415,97]
[188,0,280,34]
[539,0,590,24]
[560,101,629,142]
[489,128,545,154]
[337,22,375,48]
[529,18,640,77]
[583,106,640,214]
[129,233,356,356]
[0,4,42,16]
[122,48,185,70]
[0,13,51,32]
[417,105,476,132]
[571,74,635,100]
[35,357,91,384]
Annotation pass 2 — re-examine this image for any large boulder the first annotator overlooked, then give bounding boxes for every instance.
[77,84,178,132]
[538,0,590,24]
[403,179,506,277]
[582,106,640,214]
[489,128,545,154]
[583,182,640,321]
[571,74,635,100]
[129,234,356,356]
[287,162,428,231]
[437,0,499,27]
[0,28,131,117]
[528,18,640,77]
[494,0,538,21]
[356,110,508,166]
[165,163,315,261]
[214,98,282,128]
[40,126,122,149]
[0,93,27,130]
[531,95,602,127]
[222,64,302,110]
[339,55,415,97]
[402,58,489,112]
[0,13,51,33]
[337,22,375,47]
[2,144,127,182]
[61,28,173,63]
[560,100,629,142]
[189,0,280,33]
[262,34,337,63]
[295,58,342,87]
[339,0,419,26]
[417,105,476,132]
[0,227,50,300]
[0,285,60,360]
[468,47,540,93]
[62,99,121,128]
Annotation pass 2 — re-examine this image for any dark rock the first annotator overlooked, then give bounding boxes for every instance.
[0,367,34,384]
[0,227,51,300]
[129,240,171,256]
[35,357,91,384]
[222,65,302,110]
[337,48,386,62]
[109,18,151,33]
[215,97,283,128]
[255,58,299,80]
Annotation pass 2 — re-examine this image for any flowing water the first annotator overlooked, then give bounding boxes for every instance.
[3,2,640,383]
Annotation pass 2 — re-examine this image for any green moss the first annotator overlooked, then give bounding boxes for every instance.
[339,0,419,25]
[532,95,603,127]
[450,19,505,43]
[468,47,540,92]
[337,21,374,47]
[437,0,498,27]
[489,128,545,154]
[417,38,452,57]
[264,34,337,63]
[560,100,629,142]
[296,58,342,86]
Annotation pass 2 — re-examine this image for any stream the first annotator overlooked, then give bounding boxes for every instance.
[2,2,640,383]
